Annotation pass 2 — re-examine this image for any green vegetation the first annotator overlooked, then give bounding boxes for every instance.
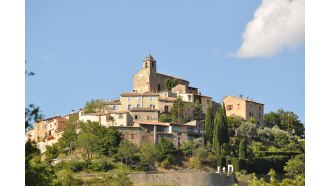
[165,78,179,91]
[26,101,305,185]
[204,106,214,144]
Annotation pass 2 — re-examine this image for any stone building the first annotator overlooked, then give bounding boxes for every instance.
[133,54,190,93]
[222,95,264,127]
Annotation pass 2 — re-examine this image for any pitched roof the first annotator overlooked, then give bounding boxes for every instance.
[223,95,264,105]
[120,92,159,97]
[143,54,155,61]
[130,107,159,112]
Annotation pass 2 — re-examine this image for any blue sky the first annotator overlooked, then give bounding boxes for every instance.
[25,0,305,122]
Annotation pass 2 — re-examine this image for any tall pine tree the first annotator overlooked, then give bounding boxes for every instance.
[205,106,213,144]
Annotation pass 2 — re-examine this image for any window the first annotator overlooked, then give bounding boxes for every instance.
[227,105,233,111]
[150,104,155,109]
[127,97,131,101]
[145,62,148,68]
[112,105,117,110]
[257,121,260,126]
[146,116,150,120]
[130,134,137,139]
[137,97,142,101]
[237,104,240,110]
[188,95,192,101]
[164,106,169,113]
[249,112,252,117]
[207,100,210,106]
[158,84,161,92]
[128,104,131,110]
[259,113,261,118]
[44,124,46,129]
[259,106,261,110]
[134,115,139,120]
[250,103,253,108]
[137,104,141,108]
[149,96,153,101]
[118,114,123,119]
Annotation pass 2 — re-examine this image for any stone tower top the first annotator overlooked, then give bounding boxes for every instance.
[142,54,157,71]
[143,54,156,62]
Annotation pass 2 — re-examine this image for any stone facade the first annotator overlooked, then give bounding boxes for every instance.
[33,116,67,143]
[222,95,264,127]
[133,55,189,93]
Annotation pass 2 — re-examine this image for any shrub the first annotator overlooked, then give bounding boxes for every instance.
[259,151,300,158]
[54,160,89,173]
[248,155,290,174]
[88,161,112,172]
[112,172,133,186]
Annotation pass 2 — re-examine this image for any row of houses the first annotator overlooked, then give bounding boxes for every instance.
[25,54,264,152]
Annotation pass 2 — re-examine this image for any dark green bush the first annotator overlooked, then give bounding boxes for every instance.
[248,155,290,174]
[259,151,300,158]
[231,158,248,172]
[88,161,112,172]
[231,156,289,174]
[54,160,90,173]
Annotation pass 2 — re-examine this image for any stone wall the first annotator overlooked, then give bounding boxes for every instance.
[127,172,235,186]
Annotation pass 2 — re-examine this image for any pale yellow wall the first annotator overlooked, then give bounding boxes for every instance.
[223,96,247,119]
[119,95,159,111]
[222,96,264,126]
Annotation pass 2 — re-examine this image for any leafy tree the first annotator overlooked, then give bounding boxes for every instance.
[158,113,172,123]
[284,154,305,179]
[188,146,215,169]
[157,137,177,162]
[227,115,244,136]
[25,141,55,186]
[264,109,305,138]
[170,96,185,123]
[247,117,256,124]
[58,120,79,155]
[25,104,44,128]
[180,140,199,156]
[165,78,179,91]
[237,122,257,139]
[97,126,121,156]
[83,99,106,126]
[193,100,204,121]
[76,122,101,160]
[139,143,160,170]
[117,140,138,163]
[239,139,248,159]
[45,144,59,163]
[204,106,214,144]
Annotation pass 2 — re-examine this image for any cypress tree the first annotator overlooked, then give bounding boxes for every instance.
[205,106,213,144]
[239,139,247,159]
[221,103,230,144]
[213,108,221,156]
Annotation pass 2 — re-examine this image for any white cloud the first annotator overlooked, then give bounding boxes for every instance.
[235,0,305,58]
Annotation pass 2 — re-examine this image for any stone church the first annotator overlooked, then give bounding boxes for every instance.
[133,54,190,93]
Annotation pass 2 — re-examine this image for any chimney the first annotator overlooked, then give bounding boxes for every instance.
[70,109,74,114]
[109,99,112,102]
[239,94,243,98]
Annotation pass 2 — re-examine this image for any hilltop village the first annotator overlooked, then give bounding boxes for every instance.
[26,54,265,152]
[25,55,305,185]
